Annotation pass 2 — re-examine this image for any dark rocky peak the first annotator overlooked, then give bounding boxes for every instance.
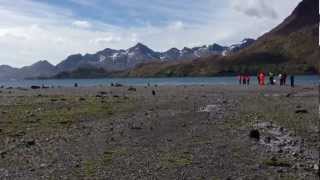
[208,43,226,51]
[128,43,154,53]
[182,47,193,53]
[99,48,119,55]
[270,0,318,35]
[166,48,180,53]
[30,60,54,68]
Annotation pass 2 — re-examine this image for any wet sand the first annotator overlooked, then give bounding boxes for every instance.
[0,85,319,179]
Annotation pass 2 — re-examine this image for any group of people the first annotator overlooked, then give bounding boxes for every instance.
[238,72,295,87]
[238,74,251,85]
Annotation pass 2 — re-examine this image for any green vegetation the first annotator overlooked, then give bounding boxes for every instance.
[102,148,127,166]
[263,158,291,167]
[0,95,135,137]
[160,151,193,168]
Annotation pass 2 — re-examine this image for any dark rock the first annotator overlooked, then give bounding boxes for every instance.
[25,139,36,147]
[128,86,137,91]
[79,97,86,101]
[249,129,260,141]
[31,86,41,89]
[74,83,78,87]
[131,123,143,130]
[295,109,308,114]
[99,91,107,95]
[264,136,271,144]
[115,83,123,87]
[279,127,284,132]
[152,90,156,96]
[0,151,7,158]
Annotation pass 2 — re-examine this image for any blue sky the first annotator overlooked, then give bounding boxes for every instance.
[0,0,302,67]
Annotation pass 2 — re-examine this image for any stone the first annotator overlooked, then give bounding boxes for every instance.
[128,87,137,91]
[295,109,308,114]
[26,139,36,147]
[30,86,41,89]
[249,129,260,141]
[115,83,123,87]
[264,136,271,144]
[40,163,47,168]
[131,123,143,130]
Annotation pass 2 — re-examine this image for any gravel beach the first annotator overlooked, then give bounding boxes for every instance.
[0,85,319,179]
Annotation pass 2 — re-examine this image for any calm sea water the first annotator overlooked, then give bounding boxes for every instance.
[0,75,318,88]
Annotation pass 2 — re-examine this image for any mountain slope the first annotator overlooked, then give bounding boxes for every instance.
[127,0,319,76]
[224,0,319,72]
[19,60,58,78]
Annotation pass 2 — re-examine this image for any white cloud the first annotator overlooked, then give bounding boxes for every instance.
[0,0,303,67]
[168,21,185,31]
[93,36,122,45]
[232,0,278,19]
[72,20,92,28]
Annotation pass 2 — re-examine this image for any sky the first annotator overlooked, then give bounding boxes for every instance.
[0,0,302,67]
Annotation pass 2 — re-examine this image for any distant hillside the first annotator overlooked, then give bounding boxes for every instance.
[0,61,57,79]
[126,0,319,77]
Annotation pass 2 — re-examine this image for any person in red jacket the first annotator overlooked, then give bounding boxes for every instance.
[259,72,265,86]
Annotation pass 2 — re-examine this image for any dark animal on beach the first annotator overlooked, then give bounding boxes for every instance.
[31,86,41,89]
[152,90,156,96]
[74,83,78,87]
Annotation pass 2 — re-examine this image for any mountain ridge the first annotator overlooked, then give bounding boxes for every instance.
[0,39,254,79]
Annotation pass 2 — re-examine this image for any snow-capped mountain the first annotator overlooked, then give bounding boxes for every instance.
[227,38,256,54]
[56,41,250,72]
[0,39,255,79]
